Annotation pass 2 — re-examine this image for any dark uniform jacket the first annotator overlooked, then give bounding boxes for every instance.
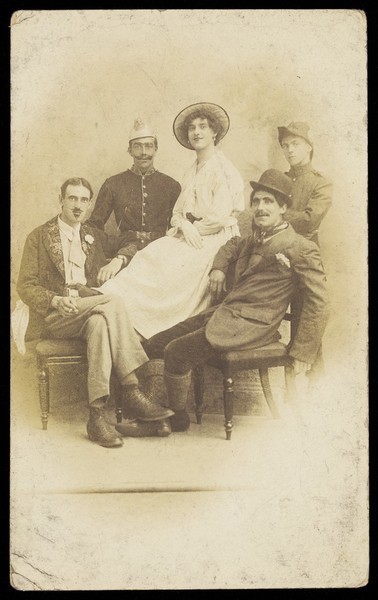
[284,163,332,244]
[205,224,329,365]
[87,168,181,259]
[17,216,109,340]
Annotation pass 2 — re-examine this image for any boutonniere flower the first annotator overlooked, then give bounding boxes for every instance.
[84,234,94,245]
[275,252,291,269]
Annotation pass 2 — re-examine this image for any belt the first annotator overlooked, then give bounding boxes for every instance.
[123,230,153,241]
[133,231,152,240]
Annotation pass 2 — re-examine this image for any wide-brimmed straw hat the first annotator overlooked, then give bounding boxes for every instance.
[249,169,293,207]
[173,102,230,150]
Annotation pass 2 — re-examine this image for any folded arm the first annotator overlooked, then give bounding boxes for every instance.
[285,178,333,236]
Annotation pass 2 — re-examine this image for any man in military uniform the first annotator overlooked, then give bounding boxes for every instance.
[278,121,332,382]
[88,119,182,284]
[278,121,332,245]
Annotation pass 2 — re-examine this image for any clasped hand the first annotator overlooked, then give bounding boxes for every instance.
[51,296,79,316]
[293,359,312,375]
[181,220,203,249]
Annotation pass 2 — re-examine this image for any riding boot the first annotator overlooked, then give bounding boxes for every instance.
[164,370,192,432]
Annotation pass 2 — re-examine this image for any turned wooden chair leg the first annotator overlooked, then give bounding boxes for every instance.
[223,373,234,440]
[38,360,50,430]
[193,364,205,424]
[259,368,280,419]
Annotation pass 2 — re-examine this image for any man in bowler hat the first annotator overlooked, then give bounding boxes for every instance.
[127,169,330,434]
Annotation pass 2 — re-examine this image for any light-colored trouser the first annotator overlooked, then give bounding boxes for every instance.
[44,295,148,404]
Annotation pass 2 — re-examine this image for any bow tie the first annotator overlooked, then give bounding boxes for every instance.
[252,221,288,245]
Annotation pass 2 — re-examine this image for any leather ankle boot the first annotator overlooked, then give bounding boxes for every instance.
[87,406,123,448]
[122,386,174,422]
[115,418,171,438]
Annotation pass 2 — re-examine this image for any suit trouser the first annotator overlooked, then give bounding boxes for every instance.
[145,310,217,375]
[44,295,148,403]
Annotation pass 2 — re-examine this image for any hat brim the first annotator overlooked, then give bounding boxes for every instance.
[278,126,313,148]
[173,103,230,150]
[249,181,292,207]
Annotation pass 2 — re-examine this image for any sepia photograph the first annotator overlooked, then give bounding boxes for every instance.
[10,9,368,590]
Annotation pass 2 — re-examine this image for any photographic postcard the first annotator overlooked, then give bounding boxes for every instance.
[10,9,368,590]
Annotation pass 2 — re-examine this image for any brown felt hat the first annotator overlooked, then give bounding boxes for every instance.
[278,121,313,148]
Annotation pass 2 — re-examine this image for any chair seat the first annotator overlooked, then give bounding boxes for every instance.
[208,341,289,371]
[36,338,87,357]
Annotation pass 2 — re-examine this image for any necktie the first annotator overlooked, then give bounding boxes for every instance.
[69,228,86,283]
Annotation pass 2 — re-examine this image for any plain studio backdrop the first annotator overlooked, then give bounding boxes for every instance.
[10,9,367,590]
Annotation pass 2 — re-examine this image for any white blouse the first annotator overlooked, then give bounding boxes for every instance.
[168,150,245,237]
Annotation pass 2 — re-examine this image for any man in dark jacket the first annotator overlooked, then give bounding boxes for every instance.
[141,169,329,432]
[87,119,181,284]
[278,121,332,246]
[17,177,172,448]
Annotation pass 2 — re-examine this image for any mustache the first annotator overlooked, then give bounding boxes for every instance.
[255,211,270,217]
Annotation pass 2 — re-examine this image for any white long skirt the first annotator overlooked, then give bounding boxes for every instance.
[97,224,239,339]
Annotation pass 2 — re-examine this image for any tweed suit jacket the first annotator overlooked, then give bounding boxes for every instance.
[206,224,329,365]
[17,216,109,340]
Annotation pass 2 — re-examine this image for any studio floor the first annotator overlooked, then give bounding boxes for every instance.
[10,344,368,590]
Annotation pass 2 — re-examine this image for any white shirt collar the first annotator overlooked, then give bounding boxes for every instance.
[58,216,81,240]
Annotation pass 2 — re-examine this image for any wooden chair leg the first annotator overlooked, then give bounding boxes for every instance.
[223,374,234,440]
[259,368,280,419]
[38,361,50,430]
[192,364,205,424]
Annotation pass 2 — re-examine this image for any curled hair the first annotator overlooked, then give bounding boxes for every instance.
[184,111,222,144]
[60,177,94,199]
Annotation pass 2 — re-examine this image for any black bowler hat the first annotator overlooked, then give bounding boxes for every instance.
[249,169,293,206]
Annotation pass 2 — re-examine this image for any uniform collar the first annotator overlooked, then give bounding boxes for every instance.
[130,165,156,177]
[288,162,313,177]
